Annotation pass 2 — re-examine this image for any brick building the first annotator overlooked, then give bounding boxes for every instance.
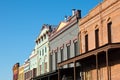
[13,63,20,80]
[58,0,120,80]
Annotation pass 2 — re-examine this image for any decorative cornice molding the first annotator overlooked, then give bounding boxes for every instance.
[49,17,78,41]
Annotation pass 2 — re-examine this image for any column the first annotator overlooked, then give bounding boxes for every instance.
[106,50,109,80]
[74,62,76,80]
[96,54,98,80]
[58,68,60,80]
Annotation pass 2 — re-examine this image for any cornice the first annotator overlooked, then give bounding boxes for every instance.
[79,0,119,26]
[49,17,78,41]
[29,53,37,59]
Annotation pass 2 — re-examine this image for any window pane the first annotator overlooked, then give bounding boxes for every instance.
[95,29,99,48]
[85,34,88,52]
[67,46,70,59]
[74,41,78,56]
[107,22,112,43]
[61,49,63,61]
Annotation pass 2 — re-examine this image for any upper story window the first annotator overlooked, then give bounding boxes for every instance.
[67,45,70,59]
[74,41,78,56]
[55,52,58,70]
[107,22,112,44]
[85,34,88,52]
[42,49,44,56]
[36,41,38,45]
[33,68,37,77]
[50,53,53,71]
[95,29,99,48]
[39,39,41,43]
[40,50,41,56]
[60,48,64,62]
[41,36,43,41]
[45,47,47,53]
[44,34,46,39]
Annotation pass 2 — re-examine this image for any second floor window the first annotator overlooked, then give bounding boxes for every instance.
[45,47,47,53]
[50,54,53,71]
[95,29,99,48]
[107,22,112,43]
[74,41,78,56]
[60,49,64,62]
[44,34,46,39]
[33,68,37,77]
[40,50,41,56]
[42,49,44,56]
[85,34,88,52]
[55,52,57,70]
[67,46,70,59]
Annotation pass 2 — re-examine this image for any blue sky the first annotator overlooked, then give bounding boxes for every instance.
[0,0,102,80]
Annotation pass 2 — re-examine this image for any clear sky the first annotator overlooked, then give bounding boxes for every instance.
[0,0,102,80]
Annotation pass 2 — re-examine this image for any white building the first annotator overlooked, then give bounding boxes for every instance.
[29,48,37,78]
[35,24,55,75]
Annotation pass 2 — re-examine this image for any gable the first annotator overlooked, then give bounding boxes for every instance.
[56,22,67,32]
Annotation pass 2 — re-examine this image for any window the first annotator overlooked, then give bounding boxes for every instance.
[50,54,53,71]
[85,34,88,52]
[45,47,47,53]
[36,41,38,45]
[95,29,99,48]
[60,49,64,62]
[42,49,44,56]
[33,68,37,77]
[41,36,43,41]
[44,34,46,39]
[67,46,70,59]
[74,41,78,56]
[107,22,112,43]
[55,52,57,70]
[40,50,41,56]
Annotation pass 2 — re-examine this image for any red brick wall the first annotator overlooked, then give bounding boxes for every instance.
[79,0,120,80]
[79,0,120,53]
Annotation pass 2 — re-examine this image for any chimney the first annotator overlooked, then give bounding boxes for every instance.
[76,10,81,19]
[64,15,67,22]
[72,9,76,16]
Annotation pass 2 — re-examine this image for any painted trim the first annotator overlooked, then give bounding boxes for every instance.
[73,37,78,43]
[54,47,58,53]
[66,40,71,47]
[60,44,64,50]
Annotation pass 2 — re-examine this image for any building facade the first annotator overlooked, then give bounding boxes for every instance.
[24,59,31,80]
[13,0,120,80]
[29,49,37,79]
[13,63,20,80]
[35,24,55,76]
[18,65,24,80]
[49,9,81,80]
[58,0,120,80]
